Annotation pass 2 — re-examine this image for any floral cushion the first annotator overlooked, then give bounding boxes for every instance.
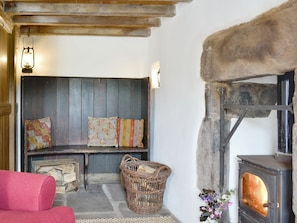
[117,118,144,147]
[25,117,52,151]
[87,116,118,147]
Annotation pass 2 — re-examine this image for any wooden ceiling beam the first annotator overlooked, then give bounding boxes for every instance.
[5,3,176,17]
[13,15,161,27]
[2,0,192,37]
[20,25,151,37]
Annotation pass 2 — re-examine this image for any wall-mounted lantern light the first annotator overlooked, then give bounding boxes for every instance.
[21,46,34,73]
[21,32,35,73]
[151,61,160,88]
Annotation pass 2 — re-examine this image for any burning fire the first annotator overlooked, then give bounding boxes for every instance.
[242,172,268,217]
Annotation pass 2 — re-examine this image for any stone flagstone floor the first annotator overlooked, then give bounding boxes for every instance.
[53,183,180,222]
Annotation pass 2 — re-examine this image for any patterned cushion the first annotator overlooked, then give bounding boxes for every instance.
[117,118,144,147]
[25,117,52,151]
[87,116,118,147]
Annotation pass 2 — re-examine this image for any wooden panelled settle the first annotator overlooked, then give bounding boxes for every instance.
[21,76,150,186]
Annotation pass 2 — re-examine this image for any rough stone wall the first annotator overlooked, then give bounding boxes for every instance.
[200,0,297,82]
[197,83,224,192]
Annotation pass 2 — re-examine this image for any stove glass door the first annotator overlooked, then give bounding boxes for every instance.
[241,172,268,217]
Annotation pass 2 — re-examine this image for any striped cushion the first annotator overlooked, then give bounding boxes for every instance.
[117,119,144,148]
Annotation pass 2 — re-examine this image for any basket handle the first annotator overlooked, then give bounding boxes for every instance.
[120,154,139,167]
[153,165,171,177]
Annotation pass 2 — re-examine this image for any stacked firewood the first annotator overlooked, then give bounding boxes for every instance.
[33,159,79,193]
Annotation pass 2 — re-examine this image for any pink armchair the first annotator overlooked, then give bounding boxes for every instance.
[0,170,75,223]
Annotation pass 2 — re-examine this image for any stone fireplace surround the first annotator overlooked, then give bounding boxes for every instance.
[198,0,297,222]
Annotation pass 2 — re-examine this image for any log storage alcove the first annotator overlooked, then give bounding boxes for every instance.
[21,76,150,189]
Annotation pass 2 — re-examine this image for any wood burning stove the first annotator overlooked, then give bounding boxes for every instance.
[238,154,294,223]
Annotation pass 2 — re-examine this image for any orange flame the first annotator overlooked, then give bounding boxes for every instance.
[241,172,268,217]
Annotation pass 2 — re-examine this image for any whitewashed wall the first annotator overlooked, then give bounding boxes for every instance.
[16,0,287,222]
[15,36,149,169]
[148,0,286,223]
[16,36,149,78]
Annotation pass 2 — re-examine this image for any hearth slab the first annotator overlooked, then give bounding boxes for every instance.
[66,184,113,213]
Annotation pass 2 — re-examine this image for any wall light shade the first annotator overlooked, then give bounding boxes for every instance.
[21,46,35,73]
[151,61,160,88]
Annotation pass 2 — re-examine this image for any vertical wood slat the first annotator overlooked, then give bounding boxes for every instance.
[56,78,69,145]
[69,78,82,144]
[131,79,142,119]
[93,79,107,117]
[118,79,131,118]
[30,78,44,119]
[107,79,119,117]
[87,79,97,171]
[81,78,94,144]
[43,78,57,145]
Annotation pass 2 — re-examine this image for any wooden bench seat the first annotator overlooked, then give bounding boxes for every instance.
[25,145,149,189]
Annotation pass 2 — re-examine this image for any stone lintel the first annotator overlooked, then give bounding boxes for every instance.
[200,1,297,82]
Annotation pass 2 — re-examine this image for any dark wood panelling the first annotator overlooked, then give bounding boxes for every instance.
[21,76,150,174]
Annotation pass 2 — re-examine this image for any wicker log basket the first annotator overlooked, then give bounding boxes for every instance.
[120,154,171,214]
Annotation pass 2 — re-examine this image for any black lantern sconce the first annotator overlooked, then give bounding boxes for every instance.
[21,32,35,73]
